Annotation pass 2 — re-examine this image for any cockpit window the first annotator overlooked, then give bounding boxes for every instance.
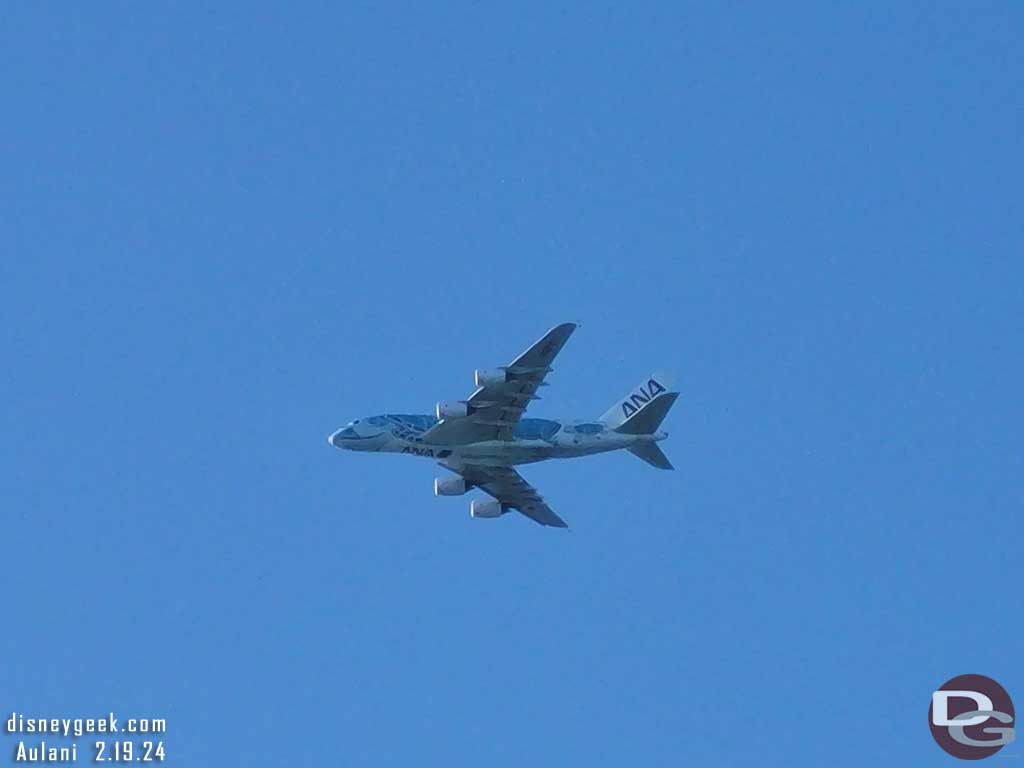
[366,416,389,426]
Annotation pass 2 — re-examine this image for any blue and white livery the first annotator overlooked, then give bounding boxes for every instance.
[327,323,679,529]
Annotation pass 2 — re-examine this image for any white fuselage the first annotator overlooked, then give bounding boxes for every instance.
[327,413,666,468]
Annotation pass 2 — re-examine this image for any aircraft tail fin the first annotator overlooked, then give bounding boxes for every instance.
[601,371,678,434]
[628,442,674,470]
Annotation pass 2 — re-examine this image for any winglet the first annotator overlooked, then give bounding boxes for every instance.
[509,323,578,368]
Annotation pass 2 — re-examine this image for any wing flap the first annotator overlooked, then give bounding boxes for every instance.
[514,502,569,529]
[446,464,569,529]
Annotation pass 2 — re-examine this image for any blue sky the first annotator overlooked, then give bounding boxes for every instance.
[2,3,1021,766]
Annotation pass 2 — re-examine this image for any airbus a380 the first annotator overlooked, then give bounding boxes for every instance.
[327,323,678,528]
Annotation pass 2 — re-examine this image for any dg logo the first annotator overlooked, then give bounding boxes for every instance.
[930,674,1015,760]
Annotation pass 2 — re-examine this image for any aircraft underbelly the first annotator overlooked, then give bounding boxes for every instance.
[455,440,552,466]
[449,438,625,466]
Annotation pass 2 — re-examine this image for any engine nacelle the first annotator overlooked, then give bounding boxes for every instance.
[434,477,467,497]
[436,400,469,420]
[470,499,503,519]
[475,368,508,387]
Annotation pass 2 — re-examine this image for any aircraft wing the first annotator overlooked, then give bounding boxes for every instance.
[453,464,569,528]
[423,322,577,445]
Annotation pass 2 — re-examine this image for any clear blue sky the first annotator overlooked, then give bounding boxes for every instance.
[2,4,1021,766]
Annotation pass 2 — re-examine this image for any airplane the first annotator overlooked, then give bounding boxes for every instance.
[326,322,678,528]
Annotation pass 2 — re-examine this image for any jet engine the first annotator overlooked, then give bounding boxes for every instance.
[434,477,467,496]
[470,499,503,519]
[474,368,508,387]
[436,400,469,420]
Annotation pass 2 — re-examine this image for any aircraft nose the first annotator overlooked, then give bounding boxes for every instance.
[328,426,362,448]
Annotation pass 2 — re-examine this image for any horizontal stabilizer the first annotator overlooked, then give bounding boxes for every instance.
[628,442,674,470]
